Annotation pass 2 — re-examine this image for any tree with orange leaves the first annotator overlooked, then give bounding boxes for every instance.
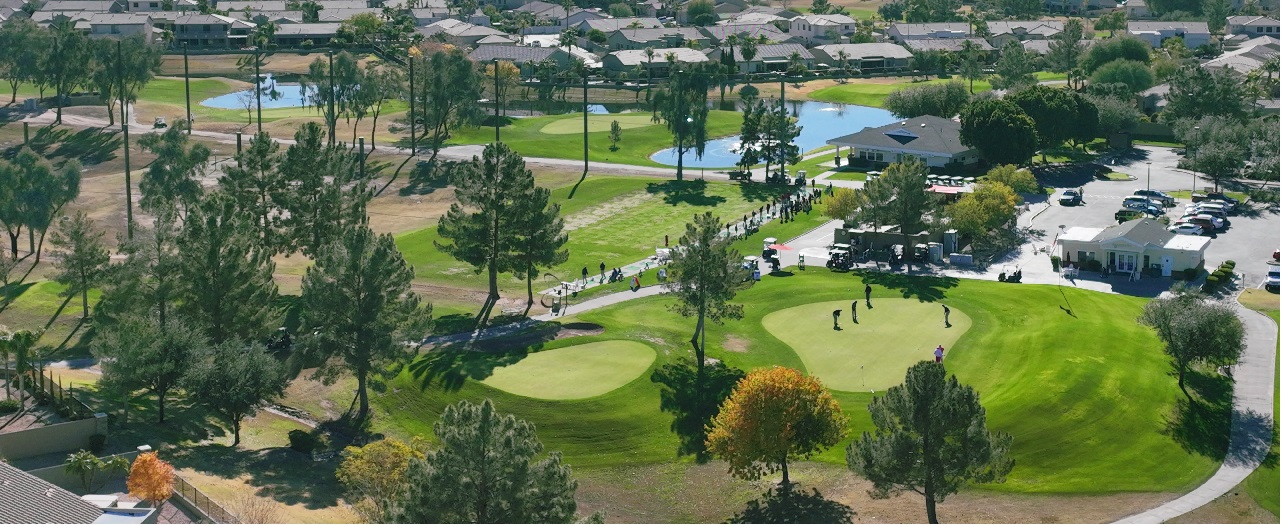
[127,452,175,505]
[705,366,847,489]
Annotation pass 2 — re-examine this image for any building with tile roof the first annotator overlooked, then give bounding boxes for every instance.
[826,115,980,168]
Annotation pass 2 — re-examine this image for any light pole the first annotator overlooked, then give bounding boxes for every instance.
[1146,161,1151,194]
[583,70,589,175]
[1191,125,1200,194]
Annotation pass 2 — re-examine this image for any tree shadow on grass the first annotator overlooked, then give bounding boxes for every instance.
[649,359,744,462]
[729,485,856,524]
[646,179,726,206]
[1030,163,1105,189]
[856,270,958,303]
[737,181,797,203]
[407,323,569,391]
[10,126,121,167]
[1163,368,1233,461]
[167,444,345,510]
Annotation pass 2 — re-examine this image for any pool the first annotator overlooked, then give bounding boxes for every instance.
[200,74,316,109]
[649,101,898,168]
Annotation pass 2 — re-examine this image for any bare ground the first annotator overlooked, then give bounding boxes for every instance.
[1168,489,1279,524]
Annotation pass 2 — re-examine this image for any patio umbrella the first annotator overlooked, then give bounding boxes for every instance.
[769,243,793,250]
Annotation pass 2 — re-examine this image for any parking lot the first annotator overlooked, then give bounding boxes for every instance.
[1031,146,1280,289]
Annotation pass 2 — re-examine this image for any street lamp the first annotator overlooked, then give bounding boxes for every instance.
[1146,161,1151,194]
[1191,125,1200,194]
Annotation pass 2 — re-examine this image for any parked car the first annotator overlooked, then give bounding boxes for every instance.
[1123,196,1161,210]
[1193,192,1241,206]
[1133,189,1175,207]
[1185,205,1228,221]
[1169,223,1205,236]
[1266,262,1279,292]
[1059,188,1083,206]
[1115,209,1145,222]
[1200,199,1237,214]
[1177,215,1222,232]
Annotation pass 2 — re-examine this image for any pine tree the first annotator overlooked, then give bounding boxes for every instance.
[509,182,568,314]
[220,132,288,254]
[49,211,109,319]
[389,399,578,523]
[183,341,288,445]
[98,211,181,326]
[847,361,1014,524]
[278,123,370,258]
[92,314,207,423]
[300,225,430,422]
[137,122,209,216]
[176,193,279,345]
[655,63,713,180]
[665,212,748,378]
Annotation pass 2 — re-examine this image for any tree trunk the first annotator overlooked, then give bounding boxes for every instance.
[9,231,19,261]
[525,266,535,314]
[34,228,48,264]
[1178,360,1190,399]
[925,490,939,524]
[780,456,790,489]
[232,417,241,446]
[81,287,89,319]
[903,232,913,273]
[370,110,381,150]
[691,305,706,376]
[355,368,369,421]
[157,390,166,423]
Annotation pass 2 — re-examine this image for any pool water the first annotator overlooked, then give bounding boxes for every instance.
[650,101,898,168]
[200,74,316,109]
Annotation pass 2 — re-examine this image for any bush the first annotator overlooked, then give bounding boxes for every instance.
[288,430,328,454]
[1181,268,1199,281]
[302,39,314,49]
[0,399,18,414]
[1211,270,1226,280]
[1223,260,1236,268]
[1206,275,1220,286]
[89,434,107,454]
[1086,259,1103,272]
[1050,255,1061,272]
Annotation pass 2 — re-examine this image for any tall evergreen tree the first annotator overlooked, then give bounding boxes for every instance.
[957,40,985,94]
[655,63,713,180]
[137,122,209,216]
[847,361,1014,524]
[0,19,46,104]
[435,142,532,327]
[89,34,161,126]
[959,98,1039,166]
[176,193,278,345]
[300,225,430,422]
[49,211,110,319]
[92,314,207,423]
[44,18,92,125]
[0,147,80,261]
[1045,18,1086,75]
[665,212,749,379]
[407,48,483,182]
[389,399,579,524]
[220,132,288,254]
[990,41,1037,91]
[864,160,935,272]
[509,178,568,314]
[183,341,288,445]
[278,123,370,258]
[99,213,181,326]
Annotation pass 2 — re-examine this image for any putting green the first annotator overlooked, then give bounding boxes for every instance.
[539,114,658,135]
[762,299,971,392]
[480,341,657,400]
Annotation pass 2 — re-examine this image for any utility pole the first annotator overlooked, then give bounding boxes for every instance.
[1191,125,1200,194]
[118,39,134,240]
[583,71,588,175]
[254,48,263,134]
[779,73,785,108]
[183,42,192,134]
[408,54,415,155]
[493,58,501,142]
[327,50,336,147]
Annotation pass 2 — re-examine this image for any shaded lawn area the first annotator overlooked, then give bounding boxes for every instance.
[447,110,744,168]
[395,176,799,293]
[368,273,1220,494]
[0,279,99,361]
[808,72,1066,107]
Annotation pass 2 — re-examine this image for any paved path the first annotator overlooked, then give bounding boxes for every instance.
[1116,301,1278,523]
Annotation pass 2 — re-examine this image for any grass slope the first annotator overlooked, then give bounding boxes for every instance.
[1240,289,1279,517]
[480,340,657,400]
[809,72,1067,108]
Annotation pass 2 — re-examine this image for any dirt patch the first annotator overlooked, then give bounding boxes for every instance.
[1168,487,1279,524]
[563,191,656,231]
[723,335,751,353]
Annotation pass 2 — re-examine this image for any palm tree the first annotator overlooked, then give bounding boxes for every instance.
[645,46,656,101]
[836,49,850,82]
[740,38,757,84]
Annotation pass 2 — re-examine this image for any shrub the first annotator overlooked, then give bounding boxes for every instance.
[1211,270,1226,280]
[1086,259,1103,272]
[1050,255,1061,272]
[0,399,18,414]
[302,39,314,49]
[1223,260,1236,268]
[288,430,328,454]
[89,434,107,454]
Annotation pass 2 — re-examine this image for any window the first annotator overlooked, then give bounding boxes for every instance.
[202,24,210,31]
[150,1,157,6]
[858,150,884,162]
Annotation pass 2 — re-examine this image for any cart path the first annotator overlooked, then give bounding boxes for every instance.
[24,108,1278,523]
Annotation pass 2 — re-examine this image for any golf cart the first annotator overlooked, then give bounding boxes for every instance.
[826,243,853,271]
[765,170,789,184]
[794,170,806,186]
[742,256,761,281]
[913,244,929,262]
[153,117,167,129]
[728,170,752,181]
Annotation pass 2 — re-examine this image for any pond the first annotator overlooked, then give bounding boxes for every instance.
[649,101,899,169]
[200,74,316,110]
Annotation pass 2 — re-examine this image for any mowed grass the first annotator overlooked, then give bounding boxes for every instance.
[809,72,1067,108]
[396,176,797,293]
[762,299,971,391]
[1239,289,1279,516]
[374,272,1219,493]
[539,113,657,134]
[449,110,744,167]
[480,340,656,400]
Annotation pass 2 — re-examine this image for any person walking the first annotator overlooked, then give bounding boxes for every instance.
[851,300,858,323]
[935,345,944,363]
[832,309,842,330]
[581,266,589,284]
[864,284,873,308]
[942,304,951,327]
[599,261,606,282]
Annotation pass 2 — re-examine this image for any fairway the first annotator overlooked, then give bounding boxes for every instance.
[540,114,658,135]
[480,341,657,400]
[762,299,971,391]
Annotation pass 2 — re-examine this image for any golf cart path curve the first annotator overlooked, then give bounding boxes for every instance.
[24,109,1278,523]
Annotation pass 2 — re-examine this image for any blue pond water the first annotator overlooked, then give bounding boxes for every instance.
[649,101,898,168]
[200,74,316,109]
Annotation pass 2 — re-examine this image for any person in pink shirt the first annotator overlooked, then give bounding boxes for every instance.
[934,345,944,363]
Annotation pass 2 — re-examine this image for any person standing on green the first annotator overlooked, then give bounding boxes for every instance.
[864,284,873,308]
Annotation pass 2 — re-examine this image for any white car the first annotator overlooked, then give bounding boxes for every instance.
[1181,213,1225,230]
[1266,263,1279,292]
[1169,223,1205,236]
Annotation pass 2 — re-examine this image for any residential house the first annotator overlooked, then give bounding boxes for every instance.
[173,13,255,47]
[1202,35,1279,75]
[811,42,913,71]
[273,21,341,46]
[605,26,709,50]
[30,10,92,26]
[417,18,506,46]
[903,37,994,53]
[1021,38,1094,55]
[468,44,574,75]
[1044,0,1117,14]
[216,1,290,11]
[705,42,813,73]
[410,6,452,25]
[698,22,793,45]
[315,8,382,22]
[86,12,153,37]
[479,0,528,9]
[985,20,1062,48]
[1126,21,1211,48]
[788,13,856,42]
[721,10,786,26]
[1125,0,1152,18]
[474,33,518,44]
[39,0,125,13]
[1226,15,1280,37]
[126,0,196,11]
[575,16,662,34]
[1056,218,1209,277]
[602,46,710,76]
[513,0,603,33]
[713,0,749,15]
[887,22,969,42]
[826,115,981,168]
[0,461,155,524]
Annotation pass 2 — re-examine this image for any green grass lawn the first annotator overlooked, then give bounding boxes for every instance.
[1166,190,1250,202]
[396,176,799,294]
[824,170,869,181]
[808,72,1066,108]
[480,340,657,400]
[1239,290,1279,516]
[449,110,744,168]
[372,272,1220,493]
[762,298,971,390]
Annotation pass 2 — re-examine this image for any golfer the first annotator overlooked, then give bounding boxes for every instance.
[581,266,589,282]
[850,300,858,323]
[935,345,944,363]
[865,284,873,308]
[599,261,606,280]
[943,304,951,327]
[832,309,842,330]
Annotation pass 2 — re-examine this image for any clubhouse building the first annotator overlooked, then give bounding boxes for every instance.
[1056,218,1210,278]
